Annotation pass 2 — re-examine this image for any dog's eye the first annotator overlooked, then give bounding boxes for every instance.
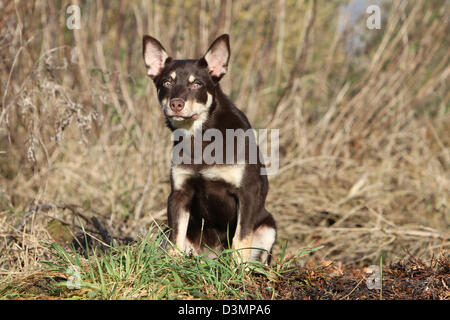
[190,80,203,89]
[163,80,173,88]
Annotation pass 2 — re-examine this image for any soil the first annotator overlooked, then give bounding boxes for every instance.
[259,255,450,300]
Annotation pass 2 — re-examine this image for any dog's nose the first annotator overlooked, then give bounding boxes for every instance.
[170,98,185,112]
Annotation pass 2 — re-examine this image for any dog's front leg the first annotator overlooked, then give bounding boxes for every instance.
[167,189,192,253]
[232,217,253,263]
[231,191,261,263]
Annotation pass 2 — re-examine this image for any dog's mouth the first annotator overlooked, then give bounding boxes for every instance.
[160,97,211,123]
[166,113,199,121]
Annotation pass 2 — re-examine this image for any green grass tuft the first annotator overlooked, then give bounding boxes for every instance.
[36,227,322,300]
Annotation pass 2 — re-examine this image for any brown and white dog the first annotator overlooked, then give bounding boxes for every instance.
[143,34,276,264]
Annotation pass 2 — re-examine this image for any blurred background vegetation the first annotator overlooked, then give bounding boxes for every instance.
[0,0,448,274]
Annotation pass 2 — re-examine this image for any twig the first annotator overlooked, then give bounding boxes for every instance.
[340,277,365,300]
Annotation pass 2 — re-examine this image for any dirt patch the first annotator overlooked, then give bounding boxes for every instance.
[262,255,450,300]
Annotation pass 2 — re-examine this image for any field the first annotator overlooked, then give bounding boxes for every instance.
[0,0,449,300]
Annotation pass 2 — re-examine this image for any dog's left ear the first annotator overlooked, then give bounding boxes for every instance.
[201,34,230,80]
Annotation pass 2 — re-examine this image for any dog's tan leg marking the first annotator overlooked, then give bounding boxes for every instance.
[232,234,253,262]
[232,207,253,262]
[174,208,190,253]
[250,225,276,264]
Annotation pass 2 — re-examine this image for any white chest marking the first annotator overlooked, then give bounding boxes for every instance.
[201,165,245,188]
[171,165,245,190]
[171,166,195,190]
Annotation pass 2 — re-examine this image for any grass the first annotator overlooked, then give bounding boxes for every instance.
[0,0,448,299]
[2,233,448,300]
[0,226,323,300]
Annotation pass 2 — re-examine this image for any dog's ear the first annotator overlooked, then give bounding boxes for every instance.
[143,35,169,79]
[201,34,230,80]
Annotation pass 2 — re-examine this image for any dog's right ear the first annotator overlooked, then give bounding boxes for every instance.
[143,35,169,79]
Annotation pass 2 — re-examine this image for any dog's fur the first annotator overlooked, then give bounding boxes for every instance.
[143,34,276,263]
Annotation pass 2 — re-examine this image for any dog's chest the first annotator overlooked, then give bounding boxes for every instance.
[171,164,245,191]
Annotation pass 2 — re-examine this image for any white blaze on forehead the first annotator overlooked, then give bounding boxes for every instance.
[170,71,176,79]
[188,74,196,83]
[171,166,195,190]
[201,164,245,188]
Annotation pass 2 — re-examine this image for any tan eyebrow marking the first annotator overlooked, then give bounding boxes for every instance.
[170,71,176,80]
[188,74,196,83]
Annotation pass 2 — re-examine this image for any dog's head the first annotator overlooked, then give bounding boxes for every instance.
[143,34,230,131]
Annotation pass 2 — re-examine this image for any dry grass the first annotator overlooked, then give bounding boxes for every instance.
[0,0,449,281]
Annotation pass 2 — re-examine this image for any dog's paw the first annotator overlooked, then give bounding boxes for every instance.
[167,247,197,259]
[167,247,183,258]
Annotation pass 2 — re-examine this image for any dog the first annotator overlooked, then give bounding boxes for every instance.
[143,34,276,264]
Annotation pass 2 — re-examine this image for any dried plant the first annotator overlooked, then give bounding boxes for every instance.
[0,0,448,275]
